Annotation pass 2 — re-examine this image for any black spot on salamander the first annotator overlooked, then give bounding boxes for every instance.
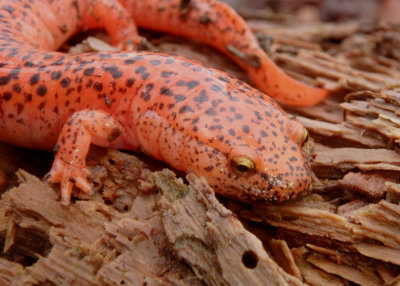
[83,67,95,76]
[126,77,135,87]
[36,85,47,97]
[2,5,14,13]
[204,166,214,172]
[66,87,75,96]
[99,53,112,59]
[38,101,46,110]
[135,66,146,74]
[218,76,230,83]
[61,77,70,88]
[3,91,11,101]
[43,53,53,60]
[254,111,263,120]
[181,61,192,67]
[234,113,243,120]
[160,86,173,96]
[186,80,199,90]
[15,103,23,114]
[85,79,93,88]
[51,58,64,65]
[12,83,21,93]
[133,55,144,61]
[93,82,103,92]
[24,93,32,102]
[205,108,217,116]
[24,61,35,67]
[150,59,161,66]
[260,130,268,138]
[161,71,176,78]
[208,124,223,131]
[174,94,186,102]
[179,105,194,113]
[124,58,136,64]
[51,71,62,80]
[141,72,150,80]
[105,65,122,79]
[211,84,222,92]
[0,75,10,85]
[7,51,18,57]
[260,172,269,181]
[140,83,153,102]
[10,68,20,78]
[242,125,250,134]
[228,128,235,136]
[176,80,186,86]
[194,89,208,103]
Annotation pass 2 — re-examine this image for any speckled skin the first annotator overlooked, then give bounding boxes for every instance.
[122,0,329,106]
[0,0,312,204]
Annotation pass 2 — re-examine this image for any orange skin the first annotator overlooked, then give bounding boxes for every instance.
[0,0,312,205]
[121,0,329,106]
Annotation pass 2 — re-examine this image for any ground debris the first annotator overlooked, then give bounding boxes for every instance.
[0,150,203,286]
[0,149,304,285]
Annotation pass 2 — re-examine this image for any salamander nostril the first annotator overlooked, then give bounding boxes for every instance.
[260,172,268,180]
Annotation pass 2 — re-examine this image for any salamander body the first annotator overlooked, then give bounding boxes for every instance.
[0,0,312,204]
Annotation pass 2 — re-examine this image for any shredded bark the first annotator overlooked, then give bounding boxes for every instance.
[0,149,305,285]
[156,171,303,286]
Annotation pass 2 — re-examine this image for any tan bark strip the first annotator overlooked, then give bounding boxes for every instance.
[307,256,382,286]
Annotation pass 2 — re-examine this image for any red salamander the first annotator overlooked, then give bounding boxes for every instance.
[0,0,312,204]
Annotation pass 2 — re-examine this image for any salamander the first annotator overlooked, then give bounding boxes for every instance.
[0,0,312,205]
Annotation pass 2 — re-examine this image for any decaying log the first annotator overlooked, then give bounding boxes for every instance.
[0,149,304,285]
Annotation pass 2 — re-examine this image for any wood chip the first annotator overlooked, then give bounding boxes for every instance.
[269,239,302,279]
[156,171,303,286]
[307,256,382,286]
[337,172,388,199]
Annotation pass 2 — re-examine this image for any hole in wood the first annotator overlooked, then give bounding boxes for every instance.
[242,250,258,269]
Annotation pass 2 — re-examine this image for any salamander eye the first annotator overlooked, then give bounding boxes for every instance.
[230,156,255,176]
[302,128,309,146]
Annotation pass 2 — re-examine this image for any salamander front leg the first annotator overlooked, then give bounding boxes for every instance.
[48,109,124,205]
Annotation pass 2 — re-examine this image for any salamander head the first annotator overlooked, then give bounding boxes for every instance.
[175,80,312,203]
[133,61,311,203]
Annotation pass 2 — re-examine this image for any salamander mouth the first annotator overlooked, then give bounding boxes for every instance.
[221,182,300,203]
